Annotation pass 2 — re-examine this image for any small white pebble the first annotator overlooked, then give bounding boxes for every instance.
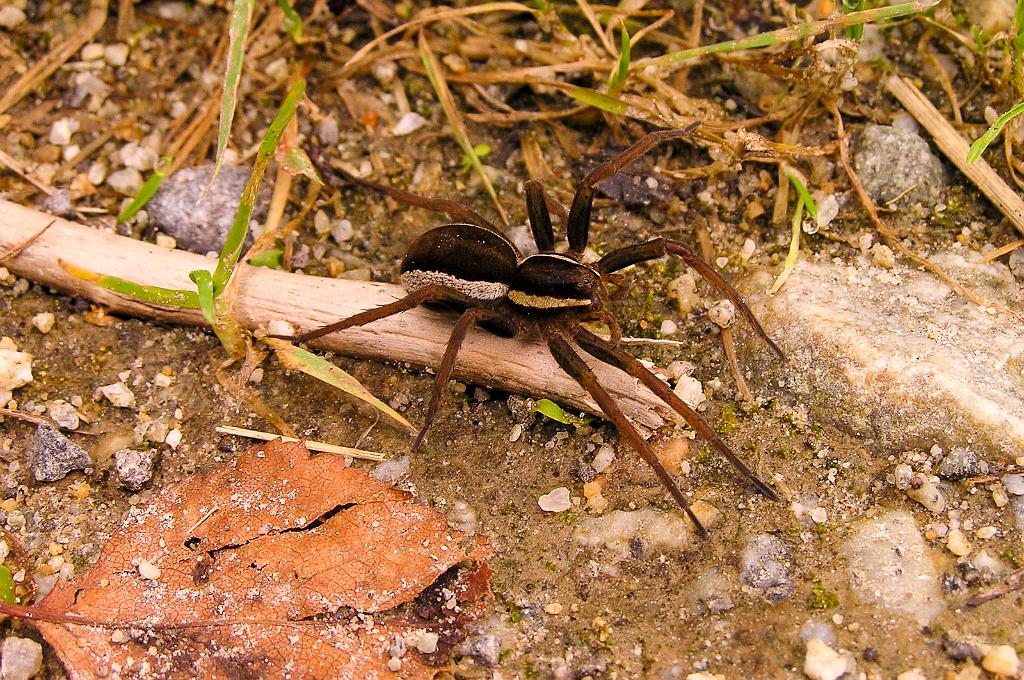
[106,167,143,195]
[80,43,105,61]
[392,112,428,136]
[387,657,401,671]
[49,118,80,146]
[803,639,846,680]
[982,645,1020,677]
[153,373,172,388]
[592,445,615,473]
[707,300,736,328]
[165,428,182,450]
[673,375,706,409]
[119,142,158,171]
[538,487,571,512]
[30,312,55,334]
[137,560,161,580]
[110,629,129,644]
[0,637,43,680]
[416,631,439,654]
[660,319,678,336]
[155,233,177,249]
[509,423,523,443]
[267,320,295,337]
[99,382,136,408]
[104,43,129,67]
[1002,474,1024,495]
[946,528,971,557]
[248,367,264,384]
[543,602,563,615]
[0,6,27,29]
[809,507,828,524]
[975,526,998,540]
[895,670,926,680]
[330,219,354,244]
[740,238,756,262]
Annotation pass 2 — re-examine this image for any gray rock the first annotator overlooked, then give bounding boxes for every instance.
[28,424,92,482]
[372,455,409,483]
[42,188,75,217]
[799,620,837,646]
[455,633,501,666]
[853,124,948,210]
[113,447,157,491]
[756,254,1024,459]
[937,447,986,480]
[1009,248,1024,280]
[146,164,270,254]
[0,637,43,680]
[739,533,794,602]
[841,510,945,624]
[46,399,80,430]
[687,566,735,613]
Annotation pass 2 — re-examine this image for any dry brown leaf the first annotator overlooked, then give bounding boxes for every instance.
[30,439,491,679]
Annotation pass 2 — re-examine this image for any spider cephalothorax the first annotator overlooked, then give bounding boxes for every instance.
[278,125,784,535]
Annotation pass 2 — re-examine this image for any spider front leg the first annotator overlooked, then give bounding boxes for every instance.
[597,238,785,359]
[267,284,482,344]
[545,330,709,536]
[572,326,778,500]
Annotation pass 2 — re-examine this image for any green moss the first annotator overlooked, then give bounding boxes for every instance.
[807,578,840,610]
[717,403,740,435]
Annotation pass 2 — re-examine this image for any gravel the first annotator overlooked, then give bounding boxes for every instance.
[937,447,986,480]
[456,634,501,667]
[27,424,92,482]
[113,448,157,492]
[853,124,948,211]
[738,533,794,602]
[0,637,43,680]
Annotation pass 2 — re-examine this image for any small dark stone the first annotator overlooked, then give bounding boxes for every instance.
[941,571,967,594]
[472,387,490,403]
[942,637,983,663]
[455,634,500,667]
[506,395,536,427]
[937,447,986,481]
[147,164,271,255]
[27,425,92,482]
[862,648,879,662]
[570,460,596,484]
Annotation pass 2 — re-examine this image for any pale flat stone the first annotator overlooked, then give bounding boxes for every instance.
[759,255,1023,459]
[841,510,945,624]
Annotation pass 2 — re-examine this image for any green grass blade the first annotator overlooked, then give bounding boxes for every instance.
[843,0,866,40]
[783,165,817,219]
[277,0,303,43]
[188,270,217,325]
[608,22,631,93]
[637,1,939,71]
[213,78,305,292]
[264,338,414,432]
[533,398,593,426]
[564,85,628,115]
[769,191,805,295]
[967,100,1024,163]
[117,156,170,223]
[212,0,255,184]
[0,566,15,605]
[249,248,283,269]
[60,259,200,308]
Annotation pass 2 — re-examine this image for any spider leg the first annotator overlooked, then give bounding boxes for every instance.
[572,326,779,501]
[412,307,493,452]
[566,123,701,255]
[597,238,785,359]
[267,284,481,344]
[546,330,709,537]
[524,180,555,252]
[307,142,499,233]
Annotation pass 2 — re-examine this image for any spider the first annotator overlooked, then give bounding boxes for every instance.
[275,125,784,535]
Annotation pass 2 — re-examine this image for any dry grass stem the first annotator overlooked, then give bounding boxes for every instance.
[215,426,387,461]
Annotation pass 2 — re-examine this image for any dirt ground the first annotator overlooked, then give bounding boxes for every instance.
[1,0,1023,678]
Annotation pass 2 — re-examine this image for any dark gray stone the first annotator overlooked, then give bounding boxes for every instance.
[42,188,75,218]
[147,164,271,254]
[27,425,91,482]
[937,447,986,480]
[853,124,948,210]
[739,533,794,602]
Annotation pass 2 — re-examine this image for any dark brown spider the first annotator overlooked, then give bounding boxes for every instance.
[276,125,784,535]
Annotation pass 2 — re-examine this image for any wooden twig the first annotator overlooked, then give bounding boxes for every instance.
[886,75,1024,239]
[967,566,1024,607]
[0,199,672,430]
[215,426,385,461]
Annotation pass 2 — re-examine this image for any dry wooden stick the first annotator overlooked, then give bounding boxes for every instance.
[0,199,672,430]
[886,75,1024,239]
[0,0,109,115]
